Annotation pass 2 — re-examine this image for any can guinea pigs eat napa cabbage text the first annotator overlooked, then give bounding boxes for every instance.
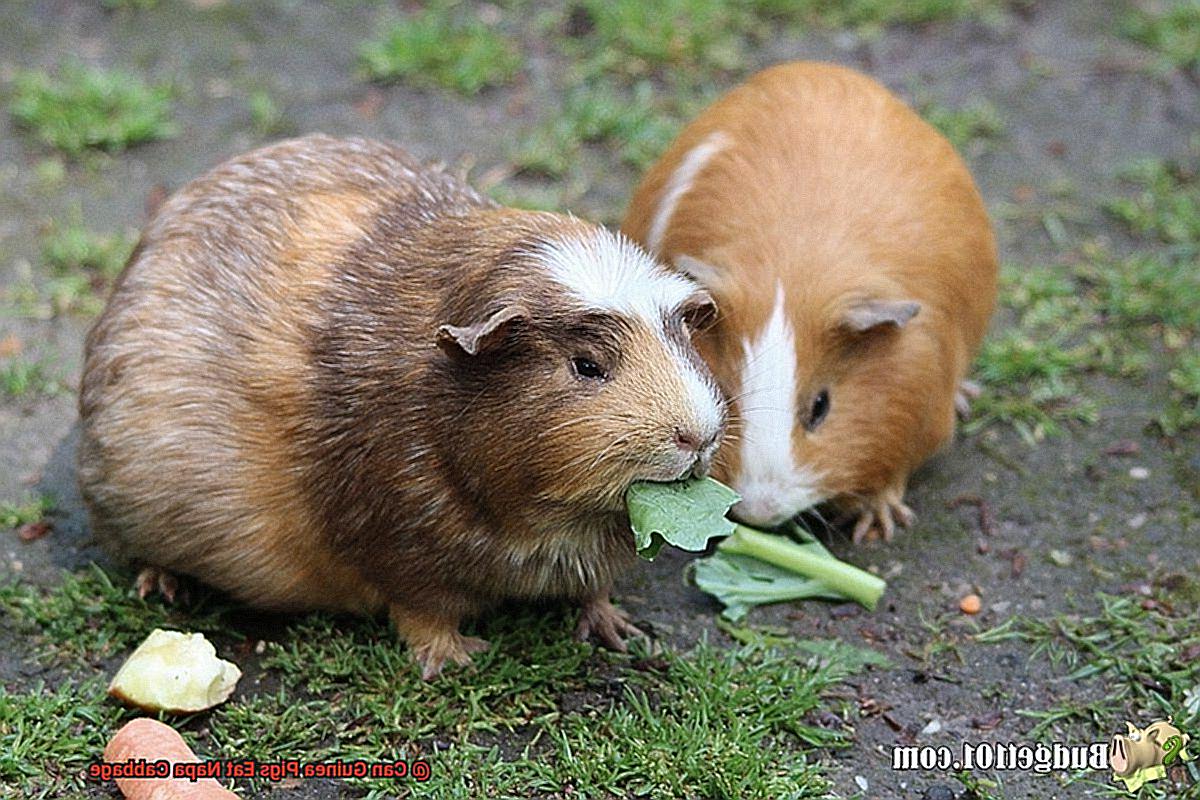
[623,62,998,543]
[78,135,726,679]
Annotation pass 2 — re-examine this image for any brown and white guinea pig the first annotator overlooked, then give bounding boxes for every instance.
[78,134,725,678]
[622,61,997,542]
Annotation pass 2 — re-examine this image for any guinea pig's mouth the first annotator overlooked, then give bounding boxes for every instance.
[636,446,715,484]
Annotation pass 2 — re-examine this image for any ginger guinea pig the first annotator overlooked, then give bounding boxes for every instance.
[78,134,725,678]
[622,61,997,542]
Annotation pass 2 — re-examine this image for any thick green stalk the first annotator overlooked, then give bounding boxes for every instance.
[718,525,886,610]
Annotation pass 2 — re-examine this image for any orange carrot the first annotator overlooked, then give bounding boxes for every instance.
[103,718,236,799]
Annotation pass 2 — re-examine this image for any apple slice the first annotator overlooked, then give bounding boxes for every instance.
[108,629,242,713]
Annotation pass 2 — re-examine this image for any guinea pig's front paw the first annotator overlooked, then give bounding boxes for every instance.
[575,594,644,653]
[955,379,983,420]
[410,631,491,681]
[849,491,915,545]
[390,603,490,680]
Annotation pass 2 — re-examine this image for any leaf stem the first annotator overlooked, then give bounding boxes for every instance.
[718,525,886,610]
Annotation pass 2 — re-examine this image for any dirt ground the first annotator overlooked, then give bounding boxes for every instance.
[2,1,1198,798]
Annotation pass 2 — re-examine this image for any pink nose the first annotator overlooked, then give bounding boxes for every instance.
[673,427,703,452]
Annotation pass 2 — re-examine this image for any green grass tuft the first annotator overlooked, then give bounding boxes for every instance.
[0,679,128,800]
[39,221,134,315]
[359,5,521,95]
[9,65,176,156]
[1120,0,1200,73]
[514,81,682,176]
[246,90,289,137]
[974,164,1200,441]
[42,223,133,281]
[922,98,1007,152]
[2,566,231,662]
[568,0,747,79]
[0,494,53,528]
[1105,156,1200,253]
[0,357,60,400]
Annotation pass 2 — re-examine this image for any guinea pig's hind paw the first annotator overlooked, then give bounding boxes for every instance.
[134,567,180,603]
[576,597,644,653]
[851,500,915,545]
[413,633,490,681]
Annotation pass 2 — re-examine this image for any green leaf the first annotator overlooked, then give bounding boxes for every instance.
[694,551,845,621]
[626,477,739,559]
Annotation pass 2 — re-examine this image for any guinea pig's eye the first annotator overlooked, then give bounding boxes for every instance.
[806,389,830,431]
[571,356,609,381]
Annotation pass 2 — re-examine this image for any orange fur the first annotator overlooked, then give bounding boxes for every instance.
[623,61,998,539]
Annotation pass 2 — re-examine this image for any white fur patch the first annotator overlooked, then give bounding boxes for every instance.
[534,229,724,444]
[646,131,730,255]
[534,228,696,327]
[733,285,824,527]
[668,335,726,446]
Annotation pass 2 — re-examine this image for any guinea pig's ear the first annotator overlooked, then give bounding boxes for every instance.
[436,305,526,359]
[680,289,719,331]
[841,299,921,333]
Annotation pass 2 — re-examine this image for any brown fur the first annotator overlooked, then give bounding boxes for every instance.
[79,135,723,677]
[623,61,998,540]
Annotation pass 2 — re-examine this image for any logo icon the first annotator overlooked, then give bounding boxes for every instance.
[1109,718,1192,792]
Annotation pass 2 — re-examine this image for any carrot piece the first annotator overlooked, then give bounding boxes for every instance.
[103,718,237,799]
[959,593,982,615]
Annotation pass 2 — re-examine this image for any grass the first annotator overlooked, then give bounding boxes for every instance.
[514,81,684,175]
[0,357,60,400]
[0,567,877,798]
[101,0,159,8]
[1119,0,1200,73]
[1103,152,1200,431]
[246,90,289,138]
[967,266,1098,443]
[0,679,128,799]
[562,0,1007,81]
[521,0,1011,205]
[971,252,1200,440]
[921,97,1007,153]
[975,589,1200,796]
[563,0,748,80]
[972,147,1200,439]
[0,494,53,529]
[9,65,176,156]
[773,0,1006,28]
[40,220,135,315]
[359,4,521,95]
[1105,156,1200,254]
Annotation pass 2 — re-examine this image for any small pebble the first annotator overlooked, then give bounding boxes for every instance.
[1129,467,1150,480]
[923,786,957,800]
[1128,513,1148,529]
[855,775,869,791]
[960,593,982,615]
[921,719,943,735]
